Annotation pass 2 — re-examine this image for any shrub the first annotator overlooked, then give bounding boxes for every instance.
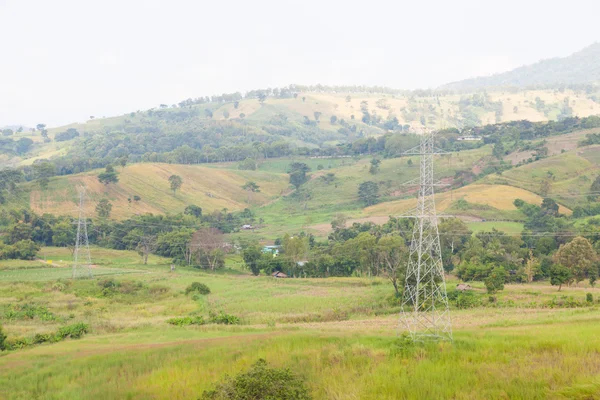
[0,324,6,351]
[209,311,240,325]
[586,293,594,303]
[201,359,311,400]
[4,303,56,321]
[185,282,211,295]
[56,323,89,340]
[167,316,206,326]
[455,291,480,309]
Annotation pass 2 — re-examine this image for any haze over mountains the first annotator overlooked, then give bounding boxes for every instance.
[442,42,600,91]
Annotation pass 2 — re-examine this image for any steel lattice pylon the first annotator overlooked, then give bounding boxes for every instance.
[399,130,452,341]
[72,186,93,279]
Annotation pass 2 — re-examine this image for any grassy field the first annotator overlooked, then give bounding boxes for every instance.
[14,163,289,219]
[2,247,600,399]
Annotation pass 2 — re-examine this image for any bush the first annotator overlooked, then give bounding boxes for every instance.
[185,282,211,295]
[586,293,594,303]
[56,323,89,340]
[167,316,206,326]
[0,324,6,351]
[209,311,240,325]
[201,359,311,400]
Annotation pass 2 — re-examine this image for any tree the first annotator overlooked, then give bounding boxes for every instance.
[589,175,600,202]
[223,110,230,119]
[484,267,507,294]
[313,111,322,121]
[358,181,379,206]
[369,158,381,174]
[52,220,76,254]
[550,264,572,291]
[377,235,408,295]
[168,175,183,195]
[137,235,157,265]
[96,199,112,219]
[492,141,505,159]
[36,123,46,131]
[242,181,260,203]
[15,138,33,154]
[524,249,540,283]
[233,101,239,109]
[539,179,552,197]
[553,236,597,285]
[33,162,56,191]
[345,95,351,102]
[288,162,311,190]
[540,198,559,217]
[330,115,337,124]
[184,205,202,219]
[331,214,348,230]
[242,246,262,275]
[204,109,213,118]
[190,228,225,271]
[98,165,118,185]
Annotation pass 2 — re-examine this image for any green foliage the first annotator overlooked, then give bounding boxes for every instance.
[96,199,113,219]
[209,311,240,325]
[201,359,311,400]
[369,158,381,174]
[3,322,89,351]
[358,181,379,206]
[185,282,211,295]
[586,293,593,303]
[242,246,263,276]
[238,158,257,171]
[289,162,311,189]
[550,264,573,291]
[484,267,507,294]
[168,174,183,194]
[55,323,89,340]
[0,324,6,351]
[98,165,119,185]
[167,316,206,326]
[4,303,57,321]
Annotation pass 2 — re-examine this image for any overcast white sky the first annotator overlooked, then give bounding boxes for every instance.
[1,0,598,127]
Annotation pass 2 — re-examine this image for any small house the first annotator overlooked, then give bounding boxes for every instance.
[456,283,472,291]
[241,224,254,230]
[272,271,288,278]
[262,245,280,256]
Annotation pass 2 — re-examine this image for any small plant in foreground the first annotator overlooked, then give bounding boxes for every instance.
[201,359,312,400]
[586,293,593,303]
[185,282,211,295]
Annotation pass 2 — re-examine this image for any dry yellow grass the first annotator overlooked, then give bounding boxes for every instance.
[365,184,572,216]
[28,163,289,219]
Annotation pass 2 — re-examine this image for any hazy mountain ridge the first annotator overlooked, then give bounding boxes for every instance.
[442,43,600,91]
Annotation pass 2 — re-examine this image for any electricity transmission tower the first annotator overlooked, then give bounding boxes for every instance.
[399,129,452,341]
[72,186,93,279]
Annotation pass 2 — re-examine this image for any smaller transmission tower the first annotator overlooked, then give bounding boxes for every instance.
[72,186,93,279]
[399,129,452,341]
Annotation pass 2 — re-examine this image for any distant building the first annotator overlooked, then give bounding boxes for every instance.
[457,136,482,141]
[262,245,280,256]
[241,224,254,230]
[272,271,287,278]
[456,283,472,291]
